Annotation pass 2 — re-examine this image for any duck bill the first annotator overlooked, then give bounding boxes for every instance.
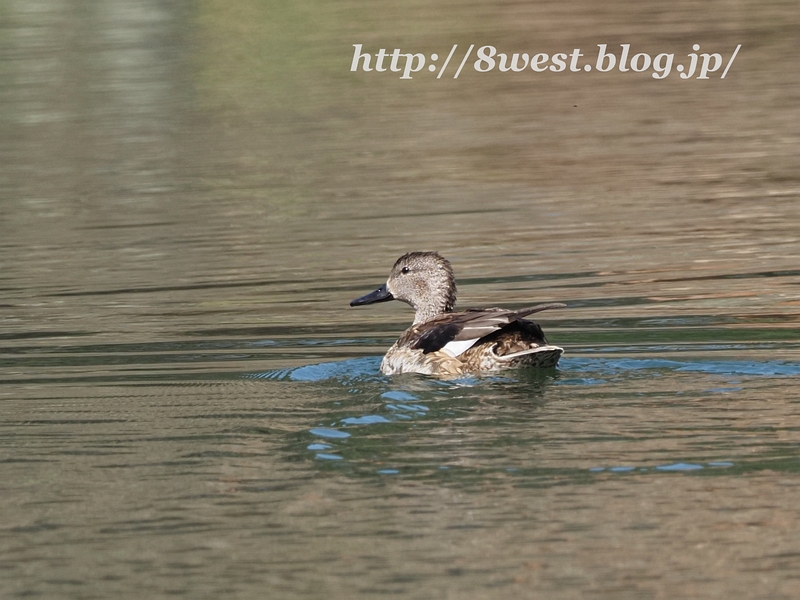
[350,283,394,306]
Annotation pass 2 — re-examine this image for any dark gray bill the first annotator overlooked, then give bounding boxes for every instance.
[350,284,394,306]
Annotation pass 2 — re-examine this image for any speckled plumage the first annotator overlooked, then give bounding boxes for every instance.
[350,252,565,376]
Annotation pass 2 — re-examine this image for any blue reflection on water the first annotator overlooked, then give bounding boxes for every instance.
[315,453,343,461]
[250,355,800,384]
[381,390,418,401]
[341,415,391,425]
[656,463,704,471]
[289,357,382,381]
[248,357,381,382]
[385,403,428,415]
[591,461,733,473]
[260,353,796,478]
[309,428,351,439]
[307,443,331,451]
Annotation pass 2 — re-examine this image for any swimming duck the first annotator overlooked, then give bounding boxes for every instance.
[350,252,565,375]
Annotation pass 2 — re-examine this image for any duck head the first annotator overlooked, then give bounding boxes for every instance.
[350,252,457,324]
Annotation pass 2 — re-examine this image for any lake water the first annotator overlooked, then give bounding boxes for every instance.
[1,0,799,598]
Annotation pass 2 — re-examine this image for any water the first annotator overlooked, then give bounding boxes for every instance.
[1,0,800,598]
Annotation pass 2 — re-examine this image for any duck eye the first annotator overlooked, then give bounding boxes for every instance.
[401,266,410,274]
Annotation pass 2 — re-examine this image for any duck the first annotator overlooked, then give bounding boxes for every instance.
[350,252,565,376]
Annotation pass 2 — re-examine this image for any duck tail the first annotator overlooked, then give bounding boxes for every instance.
[495,345,564,369]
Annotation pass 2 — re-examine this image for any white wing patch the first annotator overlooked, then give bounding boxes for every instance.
[441,338,480,358]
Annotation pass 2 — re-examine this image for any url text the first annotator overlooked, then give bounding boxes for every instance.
[350,43,742,80]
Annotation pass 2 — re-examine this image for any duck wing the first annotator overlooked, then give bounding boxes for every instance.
[411,303,565,356]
